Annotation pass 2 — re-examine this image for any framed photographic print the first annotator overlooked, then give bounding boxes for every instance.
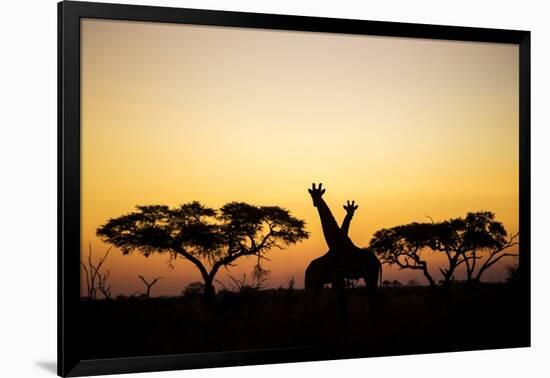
[58,1,530,376]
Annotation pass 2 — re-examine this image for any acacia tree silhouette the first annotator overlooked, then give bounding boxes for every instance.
[454,212,519,285]
[369,211,518,288]
[96,201,308,297]
[425,212,518,286]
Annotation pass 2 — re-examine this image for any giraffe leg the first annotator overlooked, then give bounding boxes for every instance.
[364,257,382,303]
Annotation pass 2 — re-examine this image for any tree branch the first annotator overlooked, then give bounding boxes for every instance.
[173,246,210,280]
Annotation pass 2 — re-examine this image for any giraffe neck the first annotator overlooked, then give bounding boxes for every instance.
[341,212,354,237]
[314,198,348,252]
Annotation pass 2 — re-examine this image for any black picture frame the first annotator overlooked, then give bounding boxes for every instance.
[58,1,531,376]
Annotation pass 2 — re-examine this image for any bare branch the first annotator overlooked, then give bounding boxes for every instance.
[138,274,164,298]
[81,245,112,299]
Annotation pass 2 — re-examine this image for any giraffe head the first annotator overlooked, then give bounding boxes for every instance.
[343,200,358,217]
[308,183,326,207]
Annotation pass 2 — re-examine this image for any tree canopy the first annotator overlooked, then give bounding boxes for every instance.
[368,211,518,287]
[96,201,309,296]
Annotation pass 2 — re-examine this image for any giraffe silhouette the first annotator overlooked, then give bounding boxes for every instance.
[305,200,358,289]
[306,183,381,300]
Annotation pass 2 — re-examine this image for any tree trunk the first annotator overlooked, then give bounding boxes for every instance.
[440,263,457,288]
[441,274,454,289]
[466,249,477,286]
[203,276,215,298]
[465,271,473,286]
[422,267,437,288]
[464,258,473,285]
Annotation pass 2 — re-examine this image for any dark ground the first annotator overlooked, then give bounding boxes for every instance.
[80,283,529,360]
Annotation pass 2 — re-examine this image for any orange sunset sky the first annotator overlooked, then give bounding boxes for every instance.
[81,19,519,296]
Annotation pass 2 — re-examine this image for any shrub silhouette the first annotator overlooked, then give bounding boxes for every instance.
[182,281,205,296]
[97,201,308,297]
